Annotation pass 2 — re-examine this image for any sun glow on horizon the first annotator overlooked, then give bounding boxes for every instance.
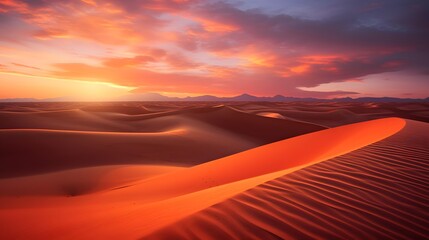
[0,71,132,101]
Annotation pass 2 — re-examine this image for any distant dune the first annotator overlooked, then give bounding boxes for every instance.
[0,102,428,239]
[0,104,323,177]
[2,93,427,103]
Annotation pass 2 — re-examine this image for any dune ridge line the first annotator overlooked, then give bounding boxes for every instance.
[110,117,406,202]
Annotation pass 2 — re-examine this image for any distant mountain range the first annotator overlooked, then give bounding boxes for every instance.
[1,93,428,103]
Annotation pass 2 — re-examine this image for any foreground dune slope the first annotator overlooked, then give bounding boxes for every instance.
[0,118,404,239]
[146,119,429,240]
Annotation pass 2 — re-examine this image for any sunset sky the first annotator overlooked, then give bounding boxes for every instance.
[0,0,428,100]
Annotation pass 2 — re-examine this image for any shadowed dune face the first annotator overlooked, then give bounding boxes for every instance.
[0,165,184,196]
[0,102,427,239]
[0,128,254,177]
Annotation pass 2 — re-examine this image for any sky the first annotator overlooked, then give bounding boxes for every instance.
[0,0,428,100]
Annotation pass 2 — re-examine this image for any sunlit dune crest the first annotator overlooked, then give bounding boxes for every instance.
[258,112,285,119]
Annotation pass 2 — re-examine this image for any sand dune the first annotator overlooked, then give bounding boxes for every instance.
[80,104,152,115]
[0,102,427,239]
[0,105,324,177]
[0,127,250,177]
[235,102,429,127]
[0,118,405,239]
[146,119,429,240]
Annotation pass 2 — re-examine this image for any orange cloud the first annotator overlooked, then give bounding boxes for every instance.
[103,56,156,68]
[165,54,200,69]
[0,0,27,12]
[2,0,163,45]
[290,64,310,74]
[205,66,237,78]
[300,55,346,64]
[33,29,71,39]
[194,18,239,33]
[51,62,217,92]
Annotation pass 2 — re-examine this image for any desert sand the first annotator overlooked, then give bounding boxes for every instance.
[0,102,428,239]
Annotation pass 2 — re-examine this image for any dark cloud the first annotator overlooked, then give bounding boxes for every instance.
[191,1,429,53]
[177,0,429,94]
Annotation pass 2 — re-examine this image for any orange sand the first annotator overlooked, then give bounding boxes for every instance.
[0,117,405,239]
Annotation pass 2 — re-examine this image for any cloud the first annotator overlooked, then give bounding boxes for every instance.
[0,0,428,98]
[189,1,429,54]
[165,53,201,69]
[102,55,156,68]
[12,62,41,70]
[50,60,360,98]
[1,0,167,45]
[99,49,200,70]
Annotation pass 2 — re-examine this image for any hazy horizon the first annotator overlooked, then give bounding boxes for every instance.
[1,92,428,103]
